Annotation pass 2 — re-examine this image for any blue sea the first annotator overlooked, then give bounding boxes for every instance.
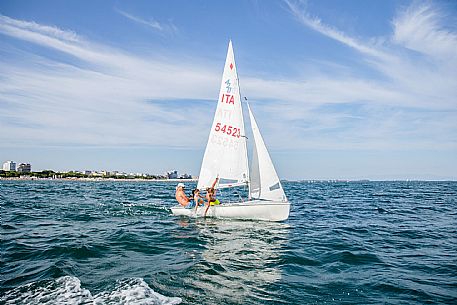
[1,180,456,304]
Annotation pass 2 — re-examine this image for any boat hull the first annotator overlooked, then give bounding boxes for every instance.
[170,200,290,222]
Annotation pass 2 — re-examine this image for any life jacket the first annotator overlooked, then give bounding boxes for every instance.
[210,199,220,206]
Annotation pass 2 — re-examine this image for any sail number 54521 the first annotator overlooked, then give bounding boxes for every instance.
[215,122,241,138]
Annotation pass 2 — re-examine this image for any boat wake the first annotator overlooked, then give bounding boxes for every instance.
[1,276,182,305]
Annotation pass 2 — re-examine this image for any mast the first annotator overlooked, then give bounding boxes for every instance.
[232,40,251,198]
[243,98,252,199]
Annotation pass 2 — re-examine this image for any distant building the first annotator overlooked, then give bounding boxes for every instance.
[2,161,16,171]
[166,170,178,179]
[179,173,192,179]
[84,170,92,175]
[17,163,31,173]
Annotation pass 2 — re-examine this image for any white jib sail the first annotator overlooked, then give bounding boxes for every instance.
[197,41,249,190]
[248,103,287,202]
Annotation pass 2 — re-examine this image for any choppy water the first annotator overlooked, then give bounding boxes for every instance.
[1,180,456,304]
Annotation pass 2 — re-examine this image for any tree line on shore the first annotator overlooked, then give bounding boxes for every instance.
[0,170,174,180]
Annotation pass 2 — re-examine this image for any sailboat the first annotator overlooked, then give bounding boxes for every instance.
[171,41,290,222]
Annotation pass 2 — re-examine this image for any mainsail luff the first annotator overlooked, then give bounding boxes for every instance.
[238,74,250,196]
[197,40,249,190]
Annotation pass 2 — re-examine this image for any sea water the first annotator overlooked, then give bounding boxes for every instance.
[1,180,456,304]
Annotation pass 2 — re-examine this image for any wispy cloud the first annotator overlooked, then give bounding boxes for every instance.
[264,0,457,150]
[0,14,123,65]
[392,2,457,60]
[0,2,456,154]
[0,14,211,148]
[283,1,457,107]
[115,8,177,35]
[0,14,80,42]
[284,0,388,59]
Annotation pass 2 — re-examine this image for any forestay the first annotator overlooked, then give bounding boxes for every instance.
[248,103,287,202]
[197,41,249,190]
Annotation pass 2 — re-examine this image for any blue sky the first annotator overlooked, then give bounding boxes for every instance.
[0,0,456,180]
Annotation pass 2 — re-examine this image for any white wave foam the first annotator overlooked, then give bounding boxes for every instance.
[1,276,182,305]
[93,278,181,305]
[1,276,92,305]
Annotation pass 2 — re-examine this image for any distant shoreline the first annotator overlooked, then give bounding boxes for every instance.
[0,177,198,182]
[1,177,455,182]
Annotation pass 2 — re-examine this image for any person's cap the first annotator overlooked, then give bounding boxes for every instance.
[176,183,185,189]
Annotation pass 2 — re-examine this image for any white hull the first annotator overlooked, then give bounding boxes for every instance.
[170,200,290,222]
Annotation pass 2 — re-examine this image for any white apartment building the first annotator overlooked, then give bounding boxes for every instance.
[2,160,16,171]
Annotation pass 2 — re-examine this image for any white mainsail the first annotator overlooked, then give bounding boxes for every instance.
[197,41,249,190]
[247,103,287,202]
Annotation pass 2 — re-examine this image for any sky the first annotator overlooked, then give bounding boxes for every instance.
[0,0,456,180]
